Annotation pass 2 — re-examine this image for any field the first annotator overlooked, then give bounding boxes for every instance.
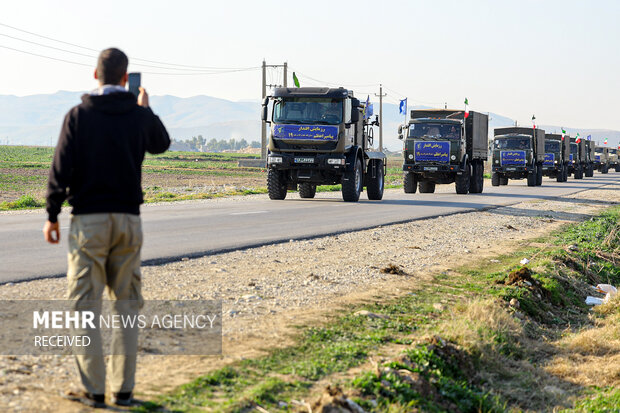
[0,146,405,209]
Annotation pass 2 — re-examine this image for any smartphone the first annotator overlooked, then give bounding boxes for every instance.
[128,72,141,97]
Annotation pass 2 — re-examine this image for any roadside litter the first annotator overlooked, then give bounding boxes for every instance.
[585,284,617,306]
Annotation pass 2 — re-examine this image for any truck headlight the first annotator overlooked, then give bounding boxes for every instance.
[408,154,414,160]
[554,160,558,164]
[495,160,499,164]
[327,158,345,165]
[451,155,456,160]
[268,156,283,164]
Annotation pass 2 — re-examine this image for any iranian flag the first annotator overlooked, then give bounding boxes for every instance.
[532,114,536,129]
[464,98,469,118]
[604,138,608,145]
[575,133,581,143]
[561,128,566,141]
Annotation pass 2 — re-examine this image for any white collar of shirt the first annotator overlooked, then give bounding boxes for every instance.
[90,84,127,96]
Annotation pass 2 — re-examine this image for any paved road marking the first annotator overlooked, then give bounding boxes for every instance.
[229,210,268,216]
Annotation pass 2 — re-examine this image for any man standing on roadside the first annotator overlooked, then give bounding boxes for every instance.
[43,48,170,408]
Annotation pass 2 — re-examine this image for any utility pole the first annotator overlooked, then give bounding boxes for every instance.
[375,84,387,151]
[255,60,288,163]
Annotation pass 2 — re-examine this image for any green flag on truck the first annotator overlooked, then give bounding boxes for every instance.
[293,72,300,88]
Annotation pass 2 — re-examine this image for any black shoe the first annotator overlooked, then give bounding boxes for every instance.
[63,390,106,408]
[112,391,143,406]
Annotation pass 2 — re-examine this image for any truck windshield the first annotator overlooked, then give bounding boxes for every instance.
[273,98,343,125]
[570,143,578,154]
[544,141,561,152]
[494,137,530,150]
[408,123,460,139]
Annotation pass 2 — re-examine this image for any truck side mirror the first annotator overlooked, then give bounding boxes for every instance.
[398,125,403,134]
[261,104,269,123]
[350,108,359,123]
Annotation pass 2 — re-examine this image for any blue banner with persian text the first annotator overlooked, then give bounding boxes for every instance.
[273,124,338,141]
[595,155,601,162]
[414,141,450,163]
[543,153,555,166]
[501,150,526,166]
[569,154,574,161]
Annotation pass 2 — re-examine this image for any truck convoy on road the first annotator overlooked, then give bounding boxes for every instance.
[398,109,489,194]
[594,146,610,174]
[585,140,596,177]
[491,127,545,186]
[542,133,570,182]
[262,87,386,202]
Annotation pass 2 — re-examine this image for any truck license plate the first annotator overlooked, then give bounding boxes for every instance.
[506,168,516,171]
[424,167,438,171]
[294,157,314,164]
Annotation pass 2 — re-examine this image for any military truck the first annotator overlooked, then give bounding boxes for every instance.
[398,109,488,194]
[584,140,596,177]
[262,87,386,202]
[542,133,570,182]
[568,138,588,179]
[609,147,619,172]
[491,127,545,186]
[594,146,610,174]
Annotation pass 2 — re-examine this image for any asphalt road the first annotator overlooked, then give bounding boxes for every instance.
[1,174,618,283]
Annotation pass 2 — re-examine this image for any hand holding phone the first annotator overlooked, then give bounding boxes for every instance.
[128,72,141,97]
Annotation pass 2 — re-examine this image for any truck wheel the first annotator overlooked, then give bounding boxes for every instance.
[602,165,609,174]
[419,181,436,193]
[536,164,543,186]
[403,171,417,193]
[491,172,500,187]
[556,165,564,182]
[342,158,362,202]
[455,162,471,194]
[616,165,620,172]
[574,167,583,180]
[267,169,288,200]
[500,176,509,185]
[367,160,384,200]
[562,166,568,182]
[299,183,316,199]
[469,161,484,193]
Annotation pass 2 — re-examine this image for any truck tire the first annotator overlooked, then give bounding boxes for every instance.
[556,165,564,182]
[342,158,362,202]
[403,171,417,193]
[299,183,316,199]
[536,164,543,186]
[367,160,384,200]
[418,181,436,193]
[492,172,500,187]
[616,165,620,172]
[602,165,609,174]
[574,166,583,180]
[500,176,509,185]
[455,162,471,194]
[469,160,484,193]
[584,165,593,177]
[267,169,288,200]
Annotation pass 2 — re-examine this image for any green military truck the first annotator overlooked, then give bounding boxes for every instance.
[491,127,545,186]
[568,138,587,179]
[594,146,610,174]
[542,133,570,182]
[608,147,619,172]
[262,87,386,202]
[584,140,596,177]
[398,109,488,194]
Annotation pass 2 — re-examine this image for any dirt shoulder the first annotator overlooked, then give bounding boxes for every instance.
[0,183,617,412]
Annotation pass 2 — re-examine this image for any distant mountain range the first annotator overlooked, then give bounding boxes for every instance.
[1,91,618,151]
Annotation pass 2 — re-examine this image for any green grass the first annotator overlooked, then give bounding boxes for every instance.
[0,194,44,210]
[138,206,620,412]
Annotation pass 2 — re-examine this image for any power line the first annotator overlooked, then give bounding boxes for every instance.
[0,21,253,71]
[0,32,257,73]
[289,68,378,88]
[0,44,92,67]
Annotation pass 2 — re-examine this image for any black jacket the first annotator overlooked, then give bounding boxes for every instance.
[46,92,170,222]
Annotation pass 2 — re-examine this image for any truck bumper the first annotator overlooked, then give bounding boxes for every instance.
[267,152,347,183]
[403,163,459,173]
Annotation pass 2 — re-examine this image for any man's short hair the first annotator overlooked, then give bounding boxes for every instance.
[96,48,128,85]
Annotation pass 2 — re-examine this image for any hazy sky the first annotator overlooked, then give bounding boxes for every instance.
[1,0,619,130]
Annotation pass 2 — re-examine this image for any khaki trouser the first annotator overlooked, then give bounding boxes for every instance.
[67,213,143,395]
